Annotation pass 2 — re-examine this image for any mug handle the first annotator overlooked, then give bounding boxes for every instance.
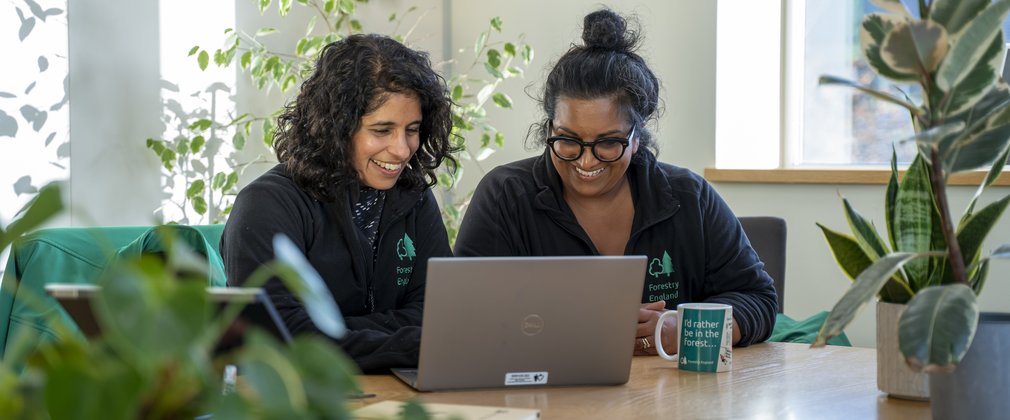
[654,310,678,361]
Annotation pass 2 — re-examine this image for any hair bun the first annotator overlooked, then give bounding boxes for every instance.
[582,9,634,52]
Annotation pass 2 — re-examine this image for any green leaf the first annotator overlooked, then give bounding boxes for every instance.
[256,27,278,37]
[936,0,1010,92]
[323,0,335,14]
[212,172,227,190]
[899,284,979,372]
[487,48,501,68]
[350,19,362,32]
[842,197,889,259]
[259,0,271,14]
[813,252,932,347]
[188,45,199,56]
[147,138,166,154]
[491,16,502,32]
[437,172,453,189]
[192,196,207,215]
[339,0,354,14]
[241,51,252,69]
[279,0,291,16]
[886,147,899,250]
[818,223,874,281]
[273,235,347,338]
[941,33,1002,116]
[474,32,488,54]
[224,172,239,191]
[503,42,516,57]
[819,75,924,116]
[521,45,534,65]
[930,0,988,34]
[946,123,1010,174]
[289,336,360,417]
[197,50,209,71]
[233,131,246,150]
[190,135,205,154]
[484,62,503,79]
[238,332,305,416]
[188,118,213,132]
[1,183,62,250]
[282,75,298,92]
[491,92,512,109]
[451,85,463,101]
[860,13,919,82]
[263,119,276,148]
[879,20,948,75]
[957,194,1010,267]
[186,179,206,199]
[495,131,505,148]
[506,66,524,77]
[893,155,934,283]
[388,12,396,22]
[964,142,1010,218]
[968,258,989,295]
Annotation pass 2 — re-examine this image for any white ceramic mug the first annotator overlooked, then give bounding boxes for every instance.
[654,302,733,372]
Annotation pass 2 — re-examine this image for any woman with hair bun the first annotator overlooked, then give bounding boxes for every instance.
[222,34,456,371]
[455,9,777,355]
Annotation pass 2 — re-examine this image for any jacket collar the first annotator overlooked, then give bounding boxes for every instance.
[531,148,680,230]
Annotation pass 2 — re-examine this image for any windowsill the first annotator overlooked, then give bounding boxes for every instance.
[704,168,1010,187]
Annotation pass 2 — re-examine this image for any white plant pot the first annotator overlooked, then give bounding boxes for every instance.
[876,301,929,400]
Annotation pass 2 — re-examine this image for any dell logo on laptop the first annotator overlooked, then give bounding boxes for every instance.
[521,314,545,336]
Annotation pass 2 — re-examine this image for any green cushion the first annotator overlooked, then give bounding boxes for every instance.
[0,225,226,362]
[769,311,852,346]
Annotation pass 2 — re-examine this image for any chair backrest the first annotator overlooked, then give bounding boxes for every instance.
[738,217,786,313]
[0,225,226,362]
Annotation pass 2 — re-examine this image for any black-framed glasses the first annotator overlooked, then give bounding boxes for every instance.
[546,121,635,163]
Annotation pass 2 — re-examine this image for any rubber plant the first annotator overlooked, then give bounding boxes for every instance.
[812,0,1010,373]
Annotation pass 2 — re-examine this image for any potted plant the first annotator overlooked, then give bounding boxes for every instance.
[0,184,432,418]
[812,0,1010,415]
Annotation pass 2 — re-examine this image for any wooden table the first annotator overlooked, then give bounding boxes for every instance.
[351,342,930,419]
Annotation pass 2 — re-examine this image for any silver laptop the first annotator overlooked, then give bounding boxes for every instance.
[393,256,647,391]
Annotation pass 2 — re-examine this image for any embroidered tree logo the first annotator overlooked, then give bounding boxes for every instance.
[396,233,416,261]
[648,250,674,278]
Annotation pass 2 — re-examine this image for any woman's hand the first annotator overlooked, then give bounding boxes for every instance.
[635,300,677,356]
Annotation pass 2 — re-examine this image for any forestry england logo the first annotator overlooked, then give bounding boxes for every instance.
[396,233,416,261]
[649,250,675,278]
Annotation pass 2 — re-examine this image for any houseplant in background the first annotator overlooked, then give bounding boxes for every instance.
[812,0,1010,414]
[150,0,534,243]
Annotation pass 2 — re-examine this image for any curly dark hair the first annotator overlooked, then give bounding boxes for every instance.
[529,9,662,161]
[273,34,457,201]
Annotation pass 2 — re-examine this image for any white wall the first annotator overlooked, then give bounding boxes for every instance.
[58,0,1010,349]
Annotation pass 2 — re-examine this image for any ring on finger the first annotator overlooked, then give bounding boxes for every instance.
[640,337,651,350]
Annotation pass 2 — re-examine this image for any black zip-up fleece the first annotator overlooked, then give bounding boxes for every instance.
[222,164,451,371]
[454,150,777,346]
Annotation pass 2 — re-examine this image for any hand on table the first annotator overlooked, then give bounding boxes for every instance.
[635,300,677,356]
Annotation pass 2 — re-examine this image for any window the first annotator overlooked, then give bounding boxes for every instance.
[0,0,69,223]
[716,0,1010,170]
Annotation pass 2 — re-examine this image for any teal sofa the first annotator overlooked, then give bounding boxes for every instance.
[0,225,226,360]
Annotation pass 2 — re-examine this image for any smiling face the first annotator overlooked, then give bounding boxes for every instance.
[549,96,638,200]
[351,92,422,190]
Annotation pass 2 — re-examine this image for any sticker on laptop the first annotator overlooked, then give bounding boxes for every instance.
[504,371,548,386]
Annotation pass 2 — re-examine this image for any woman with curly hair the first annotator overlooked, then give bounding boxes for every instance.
[221,34,456,371]
[455,9,777,356]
